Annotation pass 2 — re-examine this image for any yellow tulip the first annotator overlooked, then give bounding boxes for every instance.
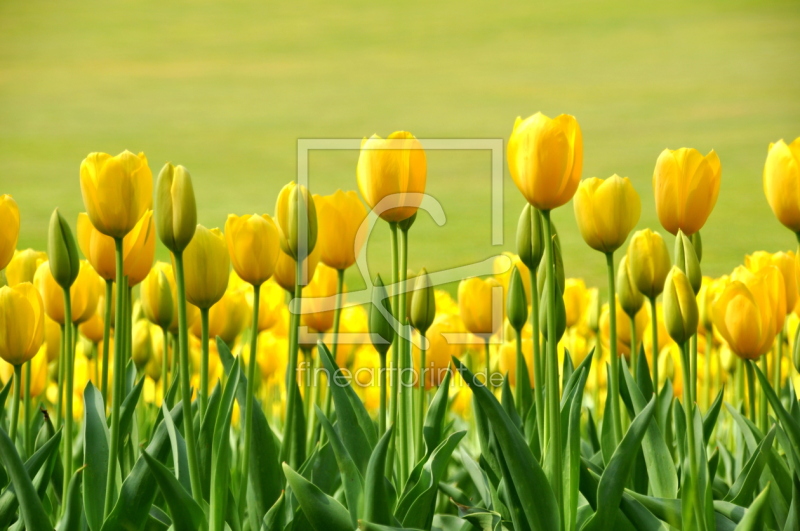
[275,182,318,260]
[563,278,588,328]
[140,265,174,330]
[77,210,156,284]
[617,256,644,317]
[663,267,699,345]
[733,265,785,337]
[713,273,777,359]
[79,308,105,344]
[132,319,154,370]
[697,276,726,334]
[256,330,288,381]
[458,277,503,337]
[182,225,230,309]
[79,151,153,238]
[413,314,460,389]
[300,263,340,333]
[155,163,197,253]
[763,138,800,233]
[0,283,45,365]
[600,300,647,358]
[507,112,583,211]
[0,195,20,271]
[144,262,198,334]
[335,304,369,367]
[573,175,641,253]
[314,190,368,270]
[497,338,535,387]
[357,132,427,223]
[272,244,321,292]
[0,344,48,398]
[34,260,102,325]
[250,280,285,332]
[44,315,61,362]
[643,302,674,361]
[652,147,721,236]
[5,249,47,286]
[192,281,250,344]
[626,229,671,299]
[746,250,797,317]
[223,213,280,287]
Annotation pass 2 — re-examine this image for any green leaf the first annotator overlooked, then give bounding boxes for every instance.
[83,381,110,531]
[364,426,394,525]
[600,363,616,466]
[734,484,771,530]
[358,521,425,531]
[581,397,656,531]
[620,361,677,499]
[452,356,560,531]
[117,376,145,456]
[58,467,84,531]
[754,365,800,450]
[422,370,452,459]
[283,463,353,531]
[0,426,51,531]
[564,367,588,531]
[724,426,776,506]
[209,358,241,531]
[702,388,724,443]
[160,402,191,493]
[198,382,223,499]
[459,447,491,509]
[141,450,206,531]
[102,400,186,531]
[315,406,363,527]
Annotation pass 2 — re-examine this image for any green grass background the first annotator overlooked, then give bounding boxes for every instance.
[2,0,799,291]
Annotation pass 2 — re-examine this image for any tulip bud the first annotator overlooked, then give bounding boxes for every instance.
[48,209,80,289]
[539,279,566,342]
[369,275,394,356]
[181,225,230,309]
[516,204,544,271]
[663,267,699,345]
[141,267,174,329]
[617,255,644,317]
[627,229,671,299]
[275,182,318,261]
[410,269,435,335]
[132,319,153,370]
[573,174,641,254]
[0,195,20,271]
[507,266,528,332]
[674,230,702,294]
[537,229,565,297]
[155,163,197,254]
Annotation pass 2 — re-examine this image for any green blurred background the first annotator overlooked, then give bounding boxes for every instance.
[2,0,799,290]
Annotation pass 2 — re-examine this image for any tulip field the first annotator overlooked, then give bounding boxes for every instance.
[1,119,800,531]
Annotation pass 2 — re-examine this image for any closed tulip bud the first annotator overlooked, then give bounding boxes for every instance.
[410,269,435,335]
[48,209,80,289]
[313,190,367,271]
[674,230,702,294]
[141,267,173,329]
[0,283,45,365]
[763,138,800,233]
[275,182,318,262]
[131,319,154,370]
[653,147,721,236]
[663,267,699,345]
[80,151,153,238]
[617,255,644,317]
[369,275,394,355]
[5,249,47,286]
[627,229,671,299]
[155,163,197,253]
[225,213,281,286]
[507,112,583,211]
[458,277,503,337]
[516,204,544,270]
[573,175,641,253]
[539,279,566,342]
[181,225,230,309]
[507,267,528,332]
[357,132,427,223]
[0,195,20,271]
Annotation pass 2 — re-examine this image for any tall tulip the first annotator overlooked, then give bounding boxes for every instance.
[653,147,721,236]
[314,190,368,271]
[0,195,20,271]
[763,138,800,235]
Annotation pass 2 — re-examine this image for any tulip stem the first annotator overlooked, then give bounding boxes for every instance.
[744,359,757,424]
[514,328,529,418]
[200,307,210,419]
[649,296,660,425]
[101,279,113,405]
[56,324,65,430]
[680,341,706,531]
[704,332,712,410]
[161,326,169,404]
[23,360,31,456]
[281,259,305,469]
[239,283,260,510]
[9,364,21,444]
[759,355,769,432]
[690,335,698,407]
[605,252,623,444]
[541,210,562,518]
[379,353,387,437]
[630,315,638,382]
[417,331,427,463]
[398,224,412,478]
[387,222,399,478]
[171,251,204,508]
[773,329,783,401]
[321,268,345,437]
[62,287,74,505]
[530,268,545,456]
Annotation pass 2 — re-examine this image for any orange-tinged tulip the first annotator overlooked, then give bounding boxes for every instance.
[573,175,641,253]
[182,225,229,309]
[458,277,503,337]
[763,138,800,233]
[627,229,671,299]
[79,151,153,238]
[507,112,583,211]
[272,244,321,292]
[314,190,368,270]
[34,260,102,325]
[5,249,47,286]
[300,263,340,333]
[0,283,45,365]
[225,213,281,286]
[0,195,20,271]
[652,147,721,235]
[357,132,427,223]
